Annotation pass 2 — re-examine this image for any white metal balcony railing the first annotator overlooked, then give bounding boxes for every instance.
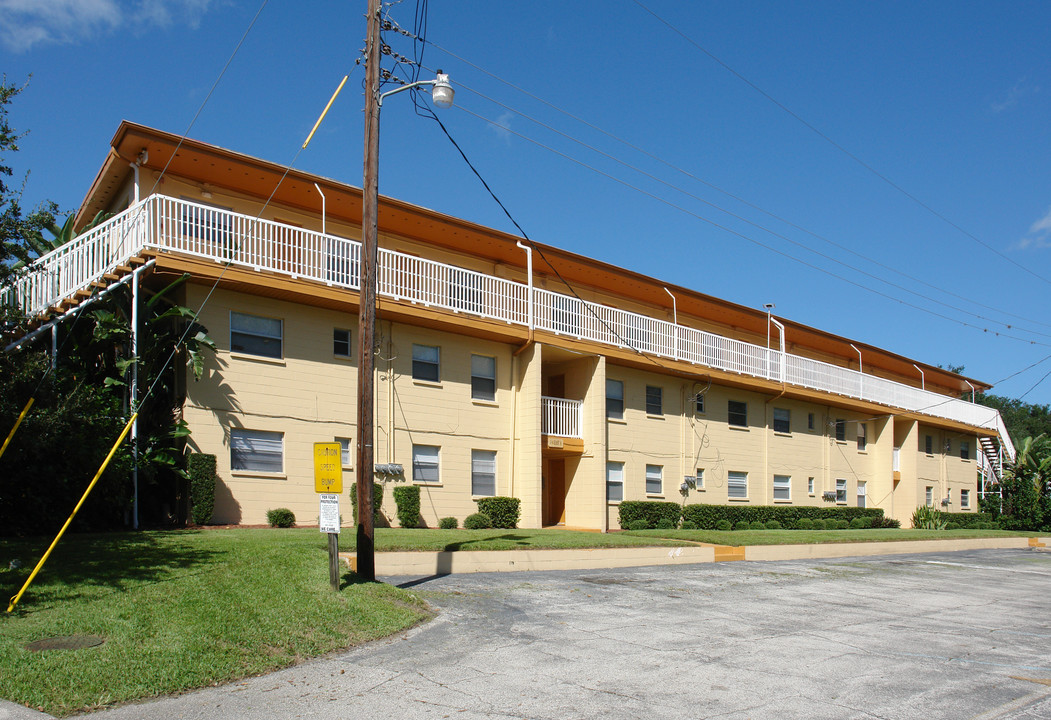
[542,396,583,439]
[0,195,1015,461]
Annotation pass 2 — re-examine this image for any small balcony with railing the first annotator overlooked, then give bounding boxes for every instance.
[541,396,583,455]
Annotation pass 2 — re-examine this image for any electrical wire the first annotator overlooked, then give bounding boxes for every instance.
[424,37,1051,336]
[628,0,1051,288]
[444,76,1051,344]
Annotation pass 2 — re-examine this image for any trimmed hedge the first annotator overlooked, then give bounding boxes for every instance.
[681,503,884,530]
[618,501,681,529]
[439,516,458,529]
[464,512,492,530]
[349,482,384,525]
[188,453,216,525]
[475,496,521,529]
[392,485,421,528]
[266,508,295,528]
[938,511,993,529]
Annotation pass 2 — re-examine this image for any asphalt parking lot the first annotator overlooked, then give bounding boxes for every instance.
[55,548,1051,719]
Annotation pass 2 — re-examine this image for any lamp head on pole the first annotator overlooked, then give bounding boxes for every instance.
[431,70,454,108]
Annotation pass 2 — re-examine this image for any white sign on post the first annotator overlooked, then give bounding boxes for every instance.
[319,493,340,534]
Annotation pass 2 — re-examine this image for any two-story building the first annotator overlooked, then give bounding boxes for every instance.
[1,122,1014,529]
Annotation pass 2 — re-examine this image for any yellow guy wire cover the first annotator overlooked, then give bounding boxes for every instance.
[303,75,349,149]
[7,412,139,613]
[0,396,35,461]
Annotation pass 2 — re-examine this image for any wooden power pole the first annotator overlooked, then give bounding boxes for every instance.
[356,0,382,582]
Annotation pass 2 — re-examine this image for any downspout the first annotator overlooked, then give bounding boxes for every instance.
[314,183,326,235]
[964,380,975,403]
[770,317,786,384]
[913,363,925,391]
[386,319,394,464]
[664,287,677,360]
[850,343,863,398]
[517,240,534,338]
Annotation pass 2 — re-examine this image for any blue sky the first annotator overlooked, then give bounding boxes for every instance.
[2,0,1050,404]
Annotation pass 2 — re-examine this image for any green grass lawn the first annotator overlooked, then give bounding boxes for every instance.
[367,527,684,551]
[0,529,431,717]
[621,527,1035,546]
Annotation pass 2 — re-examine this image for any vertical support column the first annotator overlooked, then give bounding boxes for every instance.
[131,266,142,530]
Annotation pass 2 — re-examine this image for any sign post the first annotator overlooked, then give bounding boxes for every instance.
[314,443,343,591]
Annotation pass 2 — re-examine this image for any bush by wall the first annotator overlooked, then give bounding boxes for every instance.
[937,511,993,529]
[438,516,458,529]
[266,508,295,528]
[392,485,421,528]
[464,512,492,530]
[475,497,521,529]
[618,501,681,529]
[349,482,385,525]
[188,453,216,526]
[681,503,884,529]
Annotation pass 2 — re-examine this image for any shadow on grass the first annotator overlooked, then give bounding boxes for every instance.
[1,530,223,600]
[440,533,531,553]
[339,571,380,590]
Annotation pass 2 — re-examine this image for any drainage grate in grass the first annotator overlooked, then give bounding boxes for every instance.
[25,635,106,652]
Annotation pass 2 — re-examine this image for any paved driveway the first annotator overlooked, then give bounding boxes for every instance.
[69,548,1051,719]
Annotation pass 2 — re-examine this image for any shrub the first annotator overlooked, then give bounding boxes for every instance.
[619,501,681,530]
[476,496,521,529]
[912,505,946,530]
[392,485,421,528]
[680,520,698,530]
[438,516,458,529]
[625,520,650,531]
[188,453,216,525]
[655,518,675,530]
[349,482,385,525]
[945,522,960,530]
[834,520,850,530]
[266,508,295,528]
[681,503,884,530]
[849,517,868,529]
[463,512,492,530]
[748,521,765,530]
[796,518,813,530]
[715,520,732,531]
[734,521,751,531]
[939,512,993,529]
[765,520,782,530]
[872,515,901,529]
[811,519,827,530]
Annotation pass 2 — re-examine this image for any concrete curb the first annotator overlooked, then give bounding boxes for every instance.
[346,536,1051,576]
[0,699,55,720]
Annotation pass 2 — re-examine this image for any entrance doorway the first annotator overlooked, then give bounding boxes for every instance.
[543,459,566,526]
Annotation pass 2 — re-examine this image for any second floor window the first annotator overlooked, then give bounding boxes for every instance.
[412,344,440,382]
[231,312,282,359]
[471,355,496,401]
[606,379,624,420]
[728,401,747,427]
[646,386,662,416]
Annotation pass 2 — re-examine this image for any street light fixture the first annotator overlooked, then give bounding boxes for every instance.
[358,0,454,582]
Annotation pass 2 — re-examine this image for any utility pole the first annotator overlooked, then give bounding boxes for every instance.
[356,0,382,582]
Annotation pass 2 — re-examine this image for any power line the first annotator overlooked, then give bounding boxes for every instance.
[445,76,1051,344]
[628,0,1051,288]
[424,38,1051,335]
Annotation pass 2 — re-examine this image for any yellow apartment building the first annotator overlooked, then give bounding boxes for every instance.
[1,122,1015,529]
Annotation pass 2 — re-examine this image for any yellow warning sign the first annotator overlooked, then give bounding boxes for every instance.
[314,442,343,493]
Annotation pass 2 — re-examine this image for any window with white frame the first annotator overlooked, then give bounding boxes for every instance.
[230,429,283,473]
[808,477,815,494]
[857,423,867,451]
[836,478,847,503]
[607,462,624,502]
[471,355,496,401]
[471,450,496,496]
[231,312,282,359]
[412,344,440,382]
[773,474,791,501]
[606,379,624,420]
[412,445,440,483]
[645,464,662,495]
[857,481,867,508]
[333,328,352,358]
[961,489,970,508]
[960,440,970,460]
[646,386,662,416]
[728,400,747,428]
[835,419,846,442]
[925,486,933,506]
[695,468,705,490]
[727,471,748,499]
[773,408,790,434]
[336,437,352,468]
[695,393,705,414]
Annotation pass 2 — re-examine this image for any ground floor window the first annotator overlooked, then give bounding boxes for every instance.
[773,475,791,501]
[695,468,705,490]
[961,489,970,509]
[645,464,662,495]
[857,481,866,508]
[925,486,933,506]
[336,437,352,468]
[607,462,624,502]
[472,450,496,496]
[807,477,815,494]
[728,471,747,499]
[231,429,283,473]
[413,445,440,483]
[836,478,847,503]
